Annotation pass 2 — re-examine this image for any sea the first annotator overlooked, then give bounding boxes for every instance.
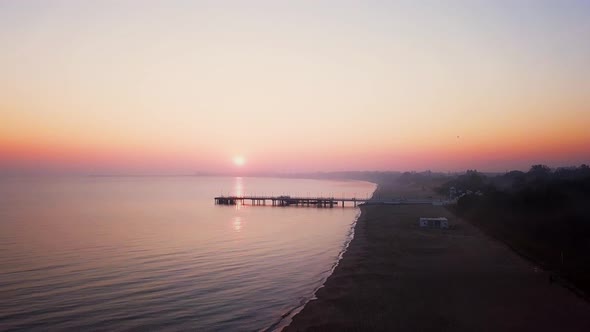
[0,176,375,331]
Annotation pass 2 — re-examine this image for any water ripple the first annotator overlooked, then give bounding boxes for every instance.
[0,176,375,331]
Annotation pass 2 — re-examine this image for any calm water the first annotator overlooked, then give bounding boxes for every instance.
[0,176,375,331]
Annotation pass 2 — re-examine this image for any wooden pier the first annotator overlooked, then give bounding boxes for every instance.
[214,195,440,208]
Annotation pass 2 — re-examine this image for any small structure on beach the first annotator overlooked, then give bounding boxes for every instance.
[419,217,449,229]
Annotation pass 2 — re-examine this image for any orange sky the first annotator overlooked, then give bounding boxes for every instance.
[1,1,589,174]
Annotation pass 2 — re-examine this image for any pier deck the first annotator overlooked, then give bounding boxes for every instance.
[214,195,443,208]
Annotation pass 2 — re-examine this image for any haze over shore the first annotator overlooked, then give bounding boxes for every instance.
[285,175,590,331]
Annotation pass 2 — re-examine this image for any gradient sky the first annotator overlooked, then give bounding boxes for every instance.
[1,0,589,174]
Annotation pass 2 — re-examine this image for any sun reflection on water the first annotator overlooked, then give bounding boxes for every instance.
[232,216,243,232]
[234,177,245,210]
[234,177,244,196]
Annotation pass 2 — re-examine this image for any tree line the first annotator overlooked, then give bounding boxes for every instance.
[440,165,590,295]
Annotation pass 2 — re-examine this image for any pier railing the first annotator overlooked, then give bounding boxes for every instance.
[214,195,443,208]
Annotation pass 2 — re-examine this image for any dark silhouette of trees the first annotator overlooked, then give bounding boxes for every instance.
[447,164,590,295]
[529,164,552,176]
[435,169,489,196]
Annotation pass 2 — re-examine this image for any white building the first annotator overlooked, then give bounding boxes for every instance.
[419,217,449,229]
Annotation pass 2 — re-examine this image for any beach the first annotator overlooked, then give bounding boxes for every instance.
[284,183,590,331]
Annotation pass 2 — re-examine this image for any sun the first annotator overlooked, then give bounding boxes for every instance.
[233,156,246,167]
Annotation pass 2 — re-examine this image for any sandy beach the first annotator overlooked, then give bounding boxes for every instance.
[284,184,590,331]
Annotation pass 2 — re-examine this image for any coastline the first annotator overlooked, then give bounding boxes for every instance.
[267,182,378,331]
[283,183,590,331]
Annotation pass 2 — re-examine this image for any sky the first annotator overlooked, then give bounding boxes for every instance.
[1,0,589,174]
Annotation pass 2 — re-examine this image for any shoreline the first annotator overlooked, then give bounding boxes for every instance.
[266,183,379,331]
[283,183,590,331]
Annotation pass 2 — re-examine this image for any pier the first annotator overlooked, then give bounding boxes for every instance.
[214,195,442,208]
